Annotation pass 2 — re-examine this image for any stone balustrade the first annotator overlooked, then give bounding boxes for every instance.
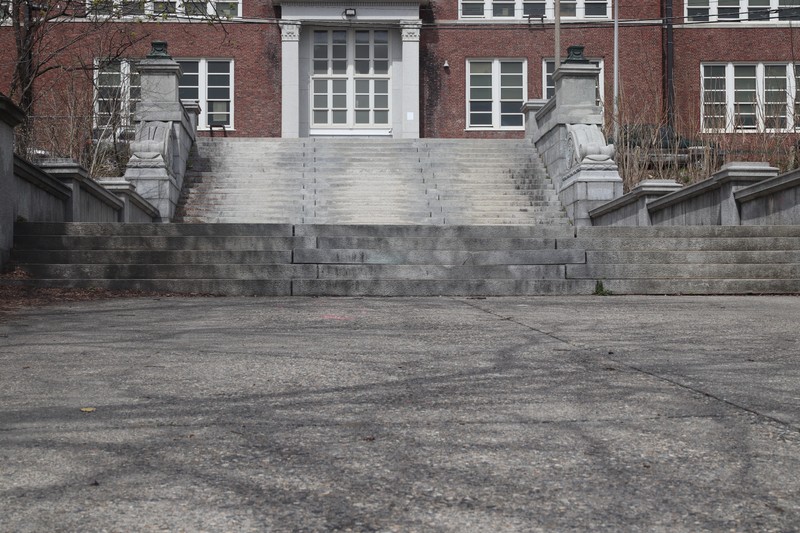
[524,45,623,227]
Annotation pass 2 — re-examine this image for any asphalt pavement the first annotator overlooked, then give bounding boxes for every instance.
[1,295,799,532]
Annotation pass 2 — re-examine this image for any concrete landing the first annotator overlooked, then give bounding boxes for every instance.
[1,296,798,531]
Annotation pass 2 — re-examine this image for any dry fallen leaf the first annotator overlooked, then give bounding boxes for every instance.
[80,407,96,413]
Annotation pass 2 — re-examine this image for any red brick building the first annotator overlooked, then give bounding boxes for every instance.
[2,0,799,143]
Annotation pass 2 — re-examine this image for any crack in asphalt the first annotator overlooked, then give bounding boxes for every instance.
[456,298,800,435]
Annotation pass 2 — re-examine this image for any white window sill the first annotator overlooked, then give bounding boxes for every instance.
[464,127,525,132]
[310,128,392,136]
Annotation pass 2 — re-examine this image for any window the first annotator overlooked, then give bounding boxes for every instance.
[467,59,526,129]
[459,0,610,19]
[687,0,710,21]
[685,0,800,22]
[87,0,240,18]
[178,59,234,128]
[311,29,391,129]
[780,0,800,19]
[94,59,140,140]
[701,63,800,132]
[543,58,604,105]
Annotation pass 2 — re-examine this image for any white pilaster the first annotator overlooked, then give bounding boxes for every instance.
[400,21,421,139]
[280,21,301,139]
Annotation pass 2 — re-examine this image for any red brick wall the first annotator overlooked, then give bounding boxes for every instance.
[5,0,800,144]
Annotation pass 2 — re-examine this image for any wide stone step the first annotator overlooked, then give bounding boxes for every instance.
[14,236,312,251]
[577,226,800,238]
[293,248,585,266]
[291,279,593,297]
[559,237,800,251]
[315,264,565,280]
[567,263,800,279]
[314,236,558,250]
[587,250,800,264]
[13,249,293,264]
[1,278,292,296]
[15,263,318,280]
[13,222,294,237]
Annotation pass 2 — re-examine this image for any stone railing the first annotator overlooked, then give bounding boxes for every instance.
[524,46,622,226]
[736,167,800,225]
[1,95,160,269]
[123,41,200,222]
[589,162,789,226]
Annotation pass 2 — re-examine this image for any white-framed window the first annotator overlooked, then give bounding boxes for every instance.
[467,59,526,130]
[543,58,604,105]
[311,29,392,129]
[701,62,800,132]
[94,59,140,141]
[460,0,609,19]
[178,59,234,129]
[685,0,800,22]
[86,0,240,18]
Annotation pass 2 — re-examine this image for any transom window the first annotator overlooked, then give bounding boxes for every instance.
[311,29,391,128]
[86,0,240,18]
[686,0,800,22]
[178,59,234,128]
[467,59,526,129]
[461,0,609,19]
[701,63,800,132]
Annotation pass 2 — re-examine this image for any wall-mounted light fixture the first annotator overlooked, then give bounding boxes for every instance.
[443,60,450,69]
[344,8,356,17]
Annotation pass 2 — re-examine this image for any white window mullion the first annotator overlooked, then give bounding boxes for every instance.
[756,63,765,130]
[726,63,735,132]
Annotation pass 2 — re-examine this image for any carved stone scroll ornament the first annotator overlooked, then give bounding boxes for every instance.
[128,121,172,168]
[565,123,616,167]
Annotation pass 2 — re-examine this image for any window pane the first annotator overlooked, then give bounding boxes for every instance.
[470,113,492,125]
[493,2,514,16]
[374,111,389,124]
[523,2,545,16]
[585,1,607,17]
[462,1,484,16]
[355,110,370,124]
[470,62,492,74]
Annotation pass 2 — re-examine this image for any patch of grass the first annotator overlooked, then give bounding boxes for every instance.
[593,280,613,296]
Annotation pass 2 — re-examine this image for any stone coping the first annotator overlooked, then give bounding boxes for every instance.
[647,162,778,213]
[589,180,683,219]
[735,167,800,203]
[0,95,25,128]
[13,156,71,200]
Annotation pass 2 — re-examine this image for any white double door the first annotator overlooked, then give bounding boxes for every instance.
[310,28,392,131]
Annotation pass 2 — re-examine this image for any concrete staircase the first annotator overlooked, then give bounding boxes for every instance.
[176,138,567,225]
[7,223,800,296]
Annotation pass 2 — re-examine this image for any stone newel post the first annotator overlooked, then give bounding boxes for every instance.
[525,45,623,226]
[124,41,198,222]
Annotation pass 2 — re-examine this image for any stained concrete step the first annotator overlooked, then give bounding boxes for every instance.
[14,236,312,251]
[587,250,800,264]
[13,222,295,237]
[13,250,293,264]
[15,263,318,280]
[1,278,292,296]
[567,263,800,279]
[293,248,585,266]
[558,237,800,251]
